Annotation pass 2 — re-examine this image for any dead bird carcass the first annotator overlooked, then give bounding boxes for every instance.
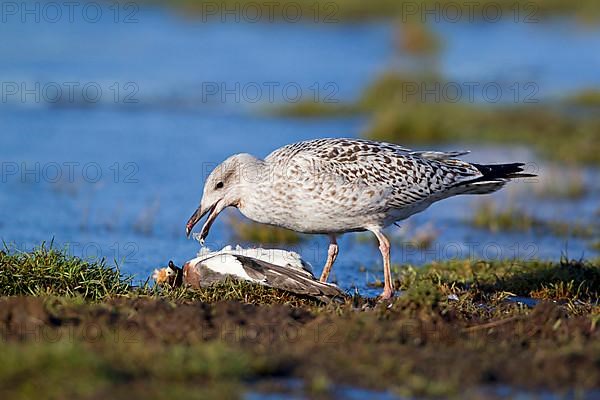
[153,246,346,301]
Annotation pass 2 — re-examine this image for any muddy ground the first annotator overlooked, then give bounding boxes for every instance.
[1,248,598,398]
[1,294,598,399]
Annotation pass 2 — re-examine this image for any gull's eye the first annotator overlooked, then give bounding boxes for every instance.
[215,182,224,189]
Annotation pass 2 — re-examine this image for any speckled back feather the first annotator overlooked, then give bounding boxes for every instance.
[235,138,530,233]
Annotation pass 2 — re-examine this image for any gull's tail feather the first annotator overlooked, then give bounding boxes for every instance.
[455,162,536,195]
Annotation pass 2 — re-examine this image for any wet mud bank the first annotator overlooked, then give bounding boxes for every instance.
[1,294,598,399]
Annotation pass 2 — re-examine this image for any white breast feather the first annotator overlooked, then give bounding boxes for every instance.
[196,244,313,274]
[200,254,258,282]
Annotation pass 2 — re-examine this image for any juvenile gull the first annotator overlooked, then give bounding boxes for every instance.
[185,138,534,299]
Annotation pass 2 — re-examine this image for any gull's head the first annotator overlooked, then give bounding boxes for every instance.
[186,153,261,241]
[153,261,182,287]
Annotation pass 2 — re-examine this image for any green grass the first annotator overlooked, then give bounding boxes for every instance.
[271,71,442,117]
[533,168,588,199]
[4,243,598,307]
[151,278,325,307]
[396,20,442,55]
[469,200,597,238]
[0,243,322,307]
[0,340,253,400]
[364,101,600,165]
[357,71,443,110]
[149,0,600,21]
[389,258,600,303]
[470,201,538,232]
[566,89,600,107]
[0,243,131,300]
[267,101,358,118]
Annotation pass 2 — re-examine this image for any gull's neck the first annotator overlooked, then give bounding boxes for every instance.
[236,157,275,225]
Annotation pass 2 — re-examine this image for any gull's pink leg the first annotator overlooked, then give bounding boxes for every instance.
[319,235,338,282]
[370,228,394,299]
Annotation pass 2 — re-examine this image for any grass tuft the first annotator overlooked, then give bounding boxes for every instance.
[533,167,588,199]
[566,89,600,107]
[469,200,597,238]
[391,258,600,303]
[0,243,132,301]
[396,20,442,55]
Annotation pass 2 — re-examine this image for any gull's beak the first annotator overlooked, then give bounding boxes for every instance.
[185,201,222,242]
[186,206,205,238]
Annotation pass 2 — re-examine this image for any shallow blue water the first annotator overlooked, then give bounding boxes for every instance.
[1,6,598,295]
[433,19,600,99]
[244,378,600,399]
